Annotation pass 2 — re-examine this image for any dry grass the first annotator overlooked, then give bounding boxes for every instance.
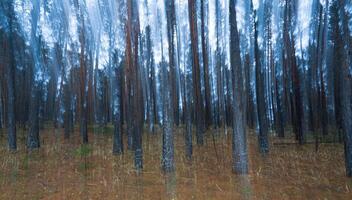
[0,127,351,199]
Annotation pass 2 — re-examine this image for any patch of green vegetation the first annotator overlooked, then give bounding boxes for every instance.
[0,170,3,181]
[10,167,18,182]
[21,155,30,170]
[102,125,114,134]
[88,124,114,135]
[75,144,94,172]
[75,144,92,158]
[304,130,342,143]
[18,129,27,142]
[78,162,94,171]
[242,186,252,198]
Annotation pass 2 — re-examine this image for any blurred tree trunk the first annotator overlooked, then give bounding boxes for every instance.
[188,0,204,145]
[1,0,17,150]
[113,63,123,154]
[27,85,40,149]
[27,0,41,150]
[230,0,248,174]
[339,0,352,177]
[165,0,179,126]
[283,0,304,144]
[254,10,269,154]
[201,0,212,128]
[125,0,143,170]
[74,0,89,144]
[79,31,89,144]
[161,58,174,172]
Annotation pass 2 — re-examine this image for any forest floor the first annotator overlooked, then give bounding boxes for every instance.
[0,126,351,200]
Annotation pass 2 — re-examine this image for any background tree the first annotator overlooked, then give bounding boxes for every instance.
[254,9,269,154]
[1,0,17,150]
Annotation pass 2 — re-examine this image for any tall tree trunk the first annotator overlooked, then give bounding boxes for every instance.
[230,0,248,174]
[74,0,88,144]
[27,85,40,149]
[184,81,193,159]
[201,0,211,128]
[126,0,143,170]
[63,82,72,139]
[5,36,16,151]
[254,11,269,154]
[0,81,2,131]
[188,0,204,145]
[113,65,123,154]
[79,37,88,144]
[165,0,179,126]
[3,1,17,150]
[161,61,174,172]
[340,0,352,177]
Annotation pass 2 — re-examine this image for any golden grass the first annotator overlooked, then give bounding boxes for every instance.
[0,127,351,199]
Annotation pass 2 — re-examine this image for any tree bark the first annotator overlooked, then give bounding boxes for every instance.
[254,10,269,154]
[230,0,249,174]
[188,0,204,145]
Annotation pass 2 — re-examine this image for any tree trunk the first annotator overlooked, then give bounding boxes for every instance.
[4,1,17,150]
[254,10,269,154]
[200,0,212,128]
[161,60,174,172]
[340,0,352,177]
[113,65,123,154]
[188,0,204,145]
[126,0,143,170]
[27,85,40,149]
[230,0,248,174]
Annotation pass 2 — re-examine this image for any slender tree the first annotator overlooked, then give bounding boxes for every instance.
[161,56,175,172]
[165,0,179,126]
[125,0,143,169]
[27,0,42,150]
[1,0,17,150]
[230,0,249,174]
[254,10,269,154]
[188,0,204,145]
[339,0,352,177]
[200,0,212,128]
[113,60,123,154]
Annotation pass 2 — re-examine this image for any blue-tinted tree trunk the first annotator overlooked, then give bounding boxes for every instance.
[275,79,285,138]
[79,60,88,144]
[329,1,344,142]
[63,82,72,139]
[161,61,175,173]
[342,63,352,177]
[340,0,352,177]
[230,0,249,174]
[27,0,41,150]
[113,65,123,154]
[2,0,17,150]
[0,84,2,131]
[27,85,40,149]
[188,0,204,145]
[200,0,212,128]
[165,0,179,127]
[163,0,176,173]
[185,104,192,159]
[145,26,156,134]
[254,10,269,154]
[6,61,16,151]
[184,74,193,159]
